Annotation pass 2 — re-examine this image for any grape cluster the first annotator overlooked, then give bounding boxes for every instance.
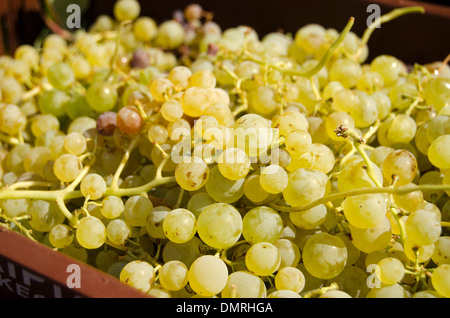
[0,0,450,298]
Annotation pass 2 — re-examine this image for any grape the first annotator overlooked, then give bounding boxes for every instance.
[217,147,251,180]
[370,55,404,86]
[285,129,312,156]
[343,193,388,229]
[0,199,29,218]
[276,110,309,137]
[47,62,75,90]
[76,216,106,249]
[375,257,405,285]
[86,82,118,113]
[302,232,347,279]
[275,267,306,293]
[156,20,186,50]
[349,95,378,128]
[106,218,131,246]
[428,135,450,169]
[113,0,141,22]
[310,143,335,174]
[274,238,301,269]
[329,58,362,89]
[175,156,209,191]
[319,290,352,298]
[49,224,74,249]
[259,164,288,194]
[242,206,283,244]
[158,260,189,292]
[283,168,328,207]
[188,255,228,297]
[289,204,328,229]
[431,264,450,297]
[245,242,281,276]
[163,208,197,244]
[28,200,65,232]
[0,103,27,136]
[325,111,355,141]
[80,174,106,200]
[382,149,418,186]
[432,236,450,265]
[116,106,143,135]
[53,154,83,183]
[124,195,153,227]
[424,77,450,111]
[403,238,434,263]
[162,236,203,268]
[38,89,69,118]
[221,271,267,298]
[197,203,242,249]
[243,173,271,204]
[160,99,184,122]
[120,260,154,293]
[349,217,392,254]
[133,17,157,42]
[101,196,125,219]
[268,290,302,298]
[205,165,245,203]
[405,209,441,246]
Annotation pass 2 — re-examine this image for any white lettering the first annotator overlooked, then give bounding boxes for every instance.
[66,4,81,29]
[366,4,381,29]
[66,264,81,289]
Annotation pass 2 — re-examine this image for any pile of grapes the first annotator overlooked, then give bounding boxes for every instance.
[1,0,450,298]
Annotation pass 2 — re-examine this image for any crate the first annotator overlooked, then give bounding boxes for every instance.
[0,0,449,299]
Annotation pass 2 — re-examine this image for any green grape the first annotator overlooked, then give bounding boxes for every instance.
[49,224,74,249]
[268,290,302,298]
[431,264,450,298]
[371,91,392,120]
[275,266,305,293]
[205,165,245,203]
[175,156,209,191]
[289,204,328,229]
[356,70,384,94]
[158,260,189,292]
[113,0,141,21]
[428,135,450,169]
[403,238,434,263]
[163,209,197,244]
[147,284,172,298]
[133,16,157,42]
[283,168,328,207]
[323,81,344,101]
[349,95,378,128]
[389,81,419,112]
[162,236,204,268]
[387,114,417,144]
[276,110,309,137]
[432,236,450,265]
[331,88,359,112]
[349,217,392,254]
[106,219,131,246]
[95,250,119,273]
[168,66,192,90]
[146,206,170,239]
[64,132,86,156]
[76,216,106,249]
[382,149,417,186]
[302,232,347,280]
[187,192,216,218]
[245,242,281,276]
[325,111,355,141]
[259,164,288,194]
[28,200,65,232]
[62,244,88,263]
[412,290,443,298]
[53,154,83,183]
[294,24,326,55]
[242,206,283,244]
[188,255,228,297]
[188,69,216,89]
[161,99,184,122]
[329,58,362,89]
[326,265,369,298]
[64,93,92,120]
[0,199,29,218]
[67,116,97,134]
[230,113,274,158]
[274,238,301,269]
[221,271,267,298]
[23,147,52,176]
[123,195,153,227]
[425,115,450,144]
[370,55,405,86]
[405,209,441,246]
[217,147,251,180]
[424,77,450,111]
[343,193,388,229]
[248,85,279,116]
[243,173,271,204]
[80,174,106,200]
[6,143,31,174]
[38,89,69,117]
[0,103,27,136]
[285,129,312,156]
[418,170,445,202]
[120,260,154,293]
[197,203,242,249]
[47,62,75,90]
[204,102,234,127]
[156,20,186,50]
[375,257,404,285]
[319,290,352,298]
[0,76,24,104]
[100,196,124,219]
[180,87,212,118]
[86,82,118,112]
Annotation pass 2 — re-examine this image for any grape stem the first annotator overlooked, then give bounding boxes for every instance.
[302,282,339,298]
[354,6,425,61]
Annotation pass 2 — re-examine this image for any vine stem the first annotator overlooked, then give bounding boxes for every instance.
[354,6,425,60]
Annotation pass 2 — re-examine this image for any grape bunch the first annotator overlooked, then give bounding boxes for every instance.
[0,0,450,298]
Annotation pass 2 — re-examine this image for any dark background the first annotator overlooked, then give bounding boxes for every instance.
[5,0,450,65]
